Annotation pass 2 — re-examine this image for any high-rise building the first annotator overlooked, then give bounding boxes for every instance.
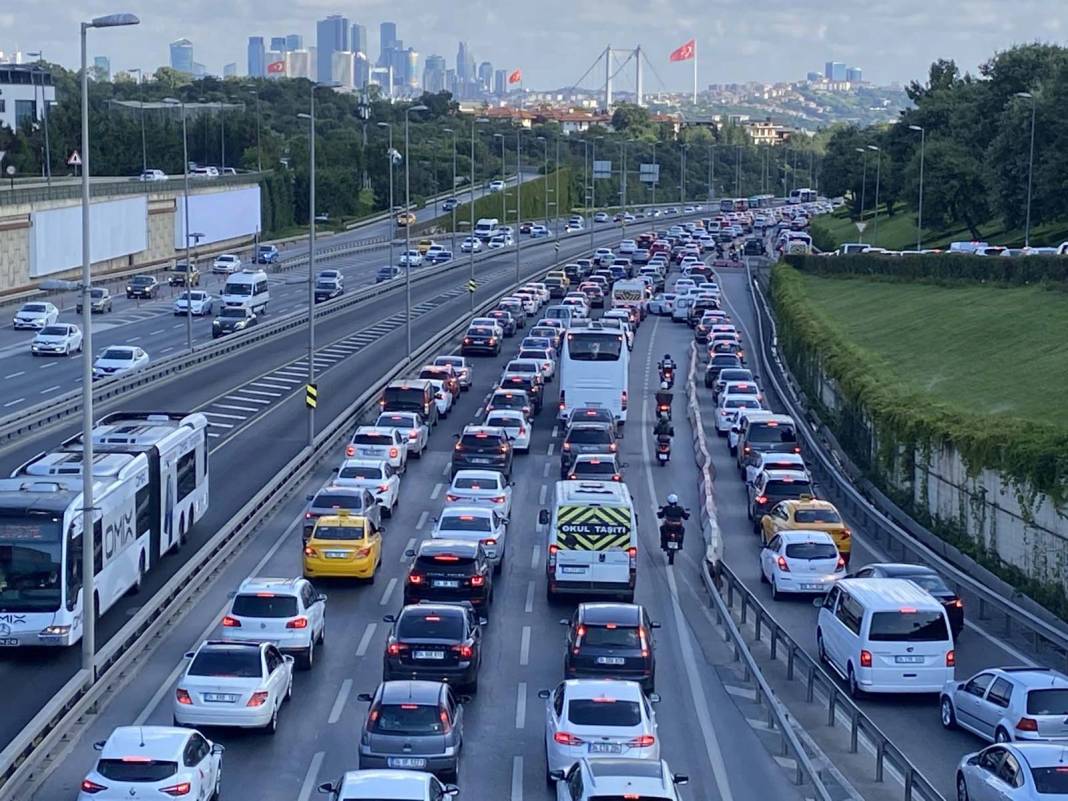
[317,15,349,87]
[270,36,288,52]
[332,51,355,88]
[806,71,822,83]
[93,55,110,81]
[223,62,237,78]
[170,38,194,74]
[405,48,420,90]
[386,42,407,88]
[286,34,303,51]
[354,52,370,87]
[493,69,507,96]
[350,23,367,57]
[825,61,846,82]
[193,62,207,78]
[265,51,285,77]
[478,61,493,92]
[286,49,312,79]
[379,22,397,66]
[846,66,863,83]
[456,41,471,82]
[445,68,458,97]
[248,36,266,77]
[424,55,446,93]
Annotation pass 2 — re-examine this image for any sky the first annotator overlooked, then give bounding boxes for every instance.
[1,0,1065,90]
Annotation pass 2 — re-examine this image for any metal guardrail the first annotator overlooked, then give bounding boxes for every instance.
[713,564,945,801]
[0,240,543,801]
[744,262,1068,669]
[684,341,723,570]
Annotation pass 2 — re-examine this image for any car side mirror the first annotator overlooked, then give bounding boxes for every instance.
[647,692,661,703]
[226,591,236,599]
[211,743,224,755]
[93,740,106,751]
[650,621,662,629]
[383,614,396,623]
[444,786,460,797]
[538,510,549,525]
[459,694,473,705]
[549,770,566,781]
[404,549,416,558]
[283,655,295,665]
[812,597,825,609]
[537,689,551,699]
[356,692,374,703]
[317,782,337,795]
[184,651,195,659]
[967,756,979,767]
[673,774,689,785]
[305,495,314,502]
[316,594,328,604]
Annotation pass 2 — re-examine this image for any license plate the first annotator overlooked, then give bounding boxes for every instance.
[469,457,490,464]
[596,656,626,666]
[667,541,680,550]
[801,583,823,591]
[561,566,586,574]
[388,757,427,769]
[895,656,924,664]
[0,639,18,647]
[204,693,237,703]
[325,551,349,559]
[434,580,459,588]
[588,743,623,754]
[414,650,445,660]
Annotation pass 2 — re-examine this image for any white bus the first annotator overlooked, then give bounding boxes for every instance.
[557,323,630,425]
[0,412,208,647]
[789,188,817,204]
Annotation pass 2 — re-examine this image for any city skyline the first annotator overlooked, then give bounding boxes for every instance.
[1,0,1061,91]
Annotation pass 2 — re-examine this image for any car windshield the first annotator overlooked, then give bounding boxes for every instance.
[220,308,247,319]
[583,625,640,648]
[415,552,477,573]
[766,479,812,496]
[313,493,366,510]
[315,281,336,290]
[354,433,392,445]
[130,277,152,285]
[372,704,444,735]
[224,282,252,296]
[896,573,949,594]
[1032,767,1068,795]
[1026,689,1068,715]
[725,398,761,409]
[868,611,949,642]
[22,304,47,312]
[453,477,499,490]
[748,422,797,443]
[100,348,134,360]
[574,460,616,476]
[794,509,841,524]
[89,289,106,298]
[38,326,68,336]
[397,612,465,640]
[567,698,642,727]
[312,524,367,541]
[718,370,752,383]
[0,511,63,613]
[784,542,838,560]
[485,416,521,431]
[338,465,382,480]
[567,428,611,445]
[188,648,263,677]
[440,514,492,532]
[231,594,298,618]
[377,415,416,429]
[96,759,178,782]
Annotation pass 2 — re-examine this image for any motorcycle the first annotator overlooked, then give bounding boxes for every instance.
[655,399,672,421]
[656,436,671,466]
[660,520,686,565]
[659,366,675,389]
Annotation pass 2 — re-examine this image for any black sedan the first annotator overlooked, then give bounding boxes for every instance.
[314,278,343,303]
[382,602,484,692]
[561,602,660,692]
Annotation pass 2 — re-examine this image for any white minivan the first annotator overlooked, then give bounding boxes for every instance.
[816,578,955,698]
[221,269,270,313]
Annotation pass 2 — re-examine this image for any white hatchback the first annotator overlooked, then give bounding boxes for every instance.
[318,770,458,801]
[484,410,531,453]
[433,355,473,390]
[335,458,401,515]
[347,426,408,472]
[222,577,327,669]
[759,531,845,599]
[445,469,513,517]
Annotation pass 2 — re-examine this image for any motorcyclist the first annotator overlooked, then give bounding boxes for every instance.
[654,381,672,414]
[658,354,677,385]
[656,493,690,549]
[653,415,674,441]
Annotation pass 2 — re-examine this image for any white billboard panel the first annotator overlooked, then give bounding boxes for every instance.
[29,196,148,278]
[639,163,660,184]
[175,185,261,249]
[593,160,612,179]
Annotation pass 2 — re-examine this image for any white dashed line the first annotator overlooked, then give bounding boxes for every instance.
[215,403,257,413]
[415,512,428,530]
[430,483,444,500]
[519,625,531,665]
[546,443,555,456]
[355,623,378,657]
[296,752,325,801]
[240,388,282,398]
[4,371,24,379]
[515,682,527,729]
[37,362,57,369]
[3,398,24,408]
[524,580,535,613]
[538,484,547,505]
[379,577,398,606]
[39,385,60,394]
[510,756,524,801]
[327,679,352,725]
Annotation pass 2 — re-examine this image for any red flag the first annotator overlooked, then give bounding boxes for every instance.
[267,60,286,75]
[669,39,695,62]
[508,69,522,84]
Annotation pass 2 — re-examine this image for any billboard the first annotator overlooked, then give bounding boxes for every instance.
[175,185,262,249]
[639,163,660,184]
[29,196,148,278]
[592,160,612,179]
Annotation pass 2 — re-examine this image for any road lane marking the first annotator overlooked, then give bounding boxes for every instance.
[510,756,523,801]
[415,512,428,530]
[542,462,550,477]
[252,380,294,390]
[226,394,270,405]
[4,371,24,379]
[241,388,282,397]
[215,403,258,413]
[160,346,175,354]
[38,362,57,369]
[39,385,60,394]
[355,623,378,657]
[328,679,352,724]
[379,577,398,606]
[538,484,547,505]
[441,462,451,477]
[150,329,165,335]
[400,537,416,561]
[530,545,540,570]
[205,411,245,420]
[515,682,527,729]
[207,421,234,429]
[519,625,531,665]
[546,442,555,456]
[524,580,535,613]
[296,751,325,801]
[551,425,559,437]
[430,482,443,499]
[3,398,24,408]
[127,336,142,342]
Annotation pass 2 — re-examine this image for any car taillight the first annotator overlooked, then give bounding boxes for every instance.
[346,445,355,457]
[175,688,193,705]
[629,734,656,747]
[160,783,192,797]
[841,528,852,540]
[836,556,846,570]
[481,538,498,547]
[500,444,510,453]
[407,571,424,584]
[286,617,309,629]
[609,443,617,452]
[562,442,571,451]
[946,650,956,667]
[627,547,637,571]
[387,642,407,656]
[548,544,558,569]
[453,643,474,659]
[80,780,108,794]
[554,732,584,746]
[859,649,872,668]
[470,575,486,587]
[489,337,497,344]
[743,445,751,453]
[639,627,650,658]
[776,555,790,572]
[794,446,801,454]
[454,442,463,451]
[621,390,628,410]
[952,599,963,608]
[389,447,399,459]
[463,337,471,344]
[408,430,419,439]
[1016,717,1038,732]
[222,615,241,628]
[247,691,269,707]
[378,483,391,493]
[755,495,768,505]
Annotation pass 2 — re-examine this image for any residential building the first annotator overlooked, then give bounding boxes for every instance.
[478,61,493,92]
[824,61,846,82]
[424,54,446,93]
[405,48,420,90]
[316,14,349,88]
[170,38,194,74]
[745,118,794,146]
[223,62,237,78]
[0,63,55,131]
[354,51,370,87]
[806,71,822,83]
[93,56,110,81]
[286,49,312,80]
[332,50,355,88]
[379,22,397,65]
[248,36,266,77]
[351,23,367,57]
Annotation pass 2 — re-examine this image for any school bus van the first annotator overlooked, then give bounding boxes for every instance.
[538,480,638,602]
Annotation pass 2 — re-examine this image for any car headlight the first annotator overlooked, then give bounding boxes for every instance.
[125,285,132,292]
[40,625,71,637]
[212,320,221,328]
[235,321,246,329]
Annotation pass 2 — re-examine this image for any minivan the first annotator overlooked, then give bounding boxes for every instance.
[736,413,800,477]
[816,578,955,697]
[543,305,574,328]
[221,269,270,313]
[380,379,438,426]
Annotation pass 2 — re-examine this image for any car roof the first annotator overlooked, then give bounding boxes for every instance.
[987,668,1068,690]
[337,769,434,796]
[780,497,833,510]
[440,505,494,518]
[462,425,507,436]
[749,414,796,426]
[578,602,642,625]
[237,577,303,595]
[566,421,613,433]
[100,726,191,760]
[484,409,525,421]
[777,530,837,545]
[355,426,398,436]
[584,757,670,784]
[378,679,445,704]
[759,470,811,482]
[1007,742,1068,768]
[377,411,421,421]
[339,458,387,469]
[572,453,619,463]
[835,578,948,611]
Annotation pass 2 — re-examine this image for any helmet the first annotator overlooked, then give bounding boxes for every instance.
[660,381,669,390]
[667,493,679,505]
[664,353,671,360]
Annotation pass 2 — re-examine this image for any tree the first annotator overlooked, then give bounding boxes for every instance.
[611,103,651,134]
[903,137,990,239]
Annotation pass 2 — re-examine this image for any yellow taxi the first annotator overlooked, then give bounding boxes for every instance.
[302,511,382,581]
[396,211,416,227]
[759,496,852,562]
[546,270,570,288]
[417,238,435,255]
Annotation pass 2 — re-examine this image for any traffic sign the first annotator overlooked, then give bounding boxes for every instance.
[67,150,82,167]
[466,279,477,294]
[305,383,318,409]
[855,221,867,234]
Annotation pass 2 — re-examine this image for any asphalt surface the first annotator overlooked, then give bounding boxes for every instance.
[0,210,698,758]
[27,267,803,800]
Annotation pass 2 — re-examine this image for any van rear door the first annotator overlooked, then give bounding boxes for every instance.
[866,609,954,691]
[553,503,633,589]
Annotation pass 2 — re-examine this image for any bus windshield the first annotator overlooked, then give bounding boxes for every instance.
[0,511,64,612]
[566,332,623,362]
[223,281,252,296]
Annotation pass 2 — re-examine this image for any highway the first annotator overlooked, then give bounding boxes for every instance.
[26,264,802,800]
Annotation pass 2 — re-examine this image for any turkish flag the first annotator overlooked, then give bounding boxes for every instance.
[669,39,695,62]
[508,69,522,84]
[267,60,286,75]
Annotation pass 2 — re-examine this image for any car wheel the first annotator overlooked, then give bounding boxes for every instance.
[940,697,957,729]
[770,578,781,601]
[995,727,1011,743]
[847,665,862,698]
[816,631,828,664]
[957,774,970,801]
[264,703,279,735]
[299,640,315,670]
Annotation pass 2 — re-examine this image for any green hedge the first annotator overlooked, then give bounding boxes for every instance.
[770,264,1068,503]
[785,253,1068,285]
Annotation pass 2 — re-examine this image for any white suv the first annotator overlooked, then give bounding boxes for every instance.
[222,577,326,669]
[550,758,689,799]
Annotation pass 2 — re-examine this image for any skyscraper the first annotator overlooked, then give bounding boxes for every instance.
[350,23,367,57]
[379,22,397,66]
[478,61,493,92]
[332,51,355,88]
[354,52,370,87]
[93,56,111,81]
[456,41,470,82]
[247,36,265,77]
[424,55,446,93]
[170,38,194,74]
[846,66,863,83]
[223,62,237,78]
[405,48,420,90]
[317,15,349,87]
[285,34,303,51]
[493,69,507,96]
[270,36,288,52]
[825,61,846,81]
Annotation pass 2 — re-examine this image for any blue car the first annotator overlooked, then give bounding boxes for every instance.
[256,244,280,264]
[426,249,453,264]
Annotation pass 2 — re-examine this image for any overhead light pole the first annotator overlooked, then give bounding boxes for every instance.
[1015,91,1037,248]
[514,129,522,284]
[79,10,140,677]
[735,144,742,197]
[536,135,548,227]
[27,52,53,186]
[403,104,429,360]
[592,135,603,250]
[162,97,194,353]
[468,118,489,312]
[867,144,882,244]
[855,146,869,244]
[493,132,506,223]
[908,124,925,251]
[297,95,318,446]
[249,89,262,173]
[127,67,147,174]
[443,127,458,258]
[554,137,561,235]
[377,122,396,276]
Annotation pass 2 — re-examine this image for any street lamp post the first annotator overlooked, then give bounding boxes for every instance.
[249,89,262,173]
[909,124,925,251]
[536,135,548,227]
[868,144,881,244]
[679,143,687,204]
[297,93,319,446]
[1016,92,1037,248]
[79,10,140,676]
[494,133,506,223]
[650,141,657,231]
[443,127,458,258]
[27,52,53,185]
[128,68,147,174]
[377,122,396,277]
[403,104,429,360]
[855,147,869,244]
[161,98,194,354]
[735,144,742,197]
[554,138,561,235]
[514,129,522,284]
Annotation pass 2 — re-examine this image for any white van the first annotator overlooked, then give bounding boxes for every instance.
[539,481,637,602]
[816,578,955,697]
[221,269,270,313]
[543,305,574,329]
[474,217,500,241]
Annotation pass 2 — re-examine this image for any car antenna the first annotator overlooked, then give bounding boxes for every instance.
[139,727,145,748]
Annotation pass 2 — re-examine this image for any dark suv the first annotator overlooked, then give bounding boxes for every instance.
[451,426,513,478]
[125,274,159,299]
[402,539,493,611]
[560,422,618,478]
[382,603,484,692]
[499,373,543,414]
[561,603,660,692]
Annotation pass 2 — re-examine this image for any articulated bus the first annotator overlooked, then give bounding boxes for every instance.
[789,188,818,204]
[557,323,630,425]
[0,412,208,647]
